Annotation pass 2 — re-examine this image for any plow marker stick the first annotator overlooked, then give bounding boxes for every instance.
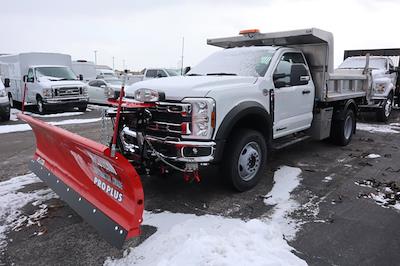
[18,113,144,248]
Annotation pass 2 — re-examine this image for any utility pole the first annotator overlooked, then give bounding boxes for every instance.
[94,50,98,65]
[180,37,185,75]
[112,56,115,70]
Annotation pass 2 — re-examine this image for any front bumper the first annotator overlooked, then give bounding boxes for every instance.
[146,136,216,163]
[43,97,89,109]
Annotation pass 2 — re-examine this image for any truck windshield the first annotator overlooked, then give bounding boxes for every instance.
[166,69,179,76]
[338,57,387,70]
[188,47,275,77]
[36,67,77,81]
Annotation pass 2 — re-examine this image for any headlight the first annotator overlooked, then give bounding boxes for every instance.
[82,86,88,96]
[374,83,386,94]
[134,88,159,102]
[183,98,215,139]
[0,89,6,97]
[43,88,52,97]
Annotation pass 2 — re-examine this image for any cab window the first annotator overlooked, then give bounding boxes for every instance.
[27,68,34,82]
[145,70,157,78]
[273,53,307,88]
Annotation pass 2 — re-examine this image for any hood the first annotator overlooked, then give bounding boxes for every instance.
[38,77,86,88]
[125,76,258,101]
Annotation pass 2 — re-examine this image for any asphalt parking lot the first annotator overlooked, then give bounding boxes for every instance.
[1,107,400,266]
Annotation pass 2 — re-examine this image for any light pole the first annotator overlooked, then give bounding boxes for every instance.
[180,37,185,75]
[94,50,98,65]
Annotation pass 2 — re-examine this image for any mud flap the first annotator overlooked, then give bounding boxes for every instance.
[18,113,144,248]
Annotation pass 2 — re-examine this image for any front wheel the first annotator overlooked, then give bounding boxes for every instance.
[330,109,355,146]
[222,129,267,192]
[376,95,393,122]
[78,104,87,112]
[37,96,46,114]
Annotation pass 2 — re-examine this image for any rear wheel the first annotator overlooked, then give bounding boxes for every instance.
[376,95,393,122]
[37,96,46,114]
[223,129,267,192]
[330,109,355,146]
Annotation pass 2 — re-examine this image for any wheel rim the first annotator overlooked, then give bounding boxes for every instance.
[344,114,353,140]
[237,141,261,181]
[384,98,392,118]
[37,100,43,113]
[9,96,13,108]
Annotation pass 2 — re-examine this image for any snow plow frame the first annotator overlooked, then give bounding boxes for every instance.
[18,113,145,248]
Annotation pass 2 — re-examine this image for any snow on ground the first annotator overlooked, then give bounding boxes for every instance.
[357,123,400,134]
[106,166,306,266]
[365,154,381,159]
[0,173,56,249]
[0,117,101,134]
[263,166,303,240]
[323,176,333,182]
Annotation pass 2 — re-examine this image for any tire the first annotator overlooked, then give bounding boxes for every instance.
[376,95,393,122]
[0,106,10,121]
[36,96,46,115]
[78,104,87,112]
[222,129,267,192]
[330,109,355,146]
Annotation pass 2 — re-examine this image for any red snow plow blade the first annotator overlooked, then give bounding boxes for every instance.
[18,113,144,248]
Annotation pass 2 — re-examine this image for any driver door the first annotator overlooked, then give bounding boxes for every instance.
[272,52,314,139]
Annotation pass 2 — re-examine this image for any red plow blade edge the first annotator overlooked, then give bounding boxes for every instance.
[18,113,144,248]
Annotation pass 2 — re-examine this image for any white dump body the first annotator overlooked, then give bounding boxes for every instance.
[207,28,370,103]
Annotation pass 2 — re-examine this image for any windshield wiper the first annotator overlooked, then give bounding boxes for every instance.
[58,78,75,81]
[206,73,237,76]
[187,73,203,76]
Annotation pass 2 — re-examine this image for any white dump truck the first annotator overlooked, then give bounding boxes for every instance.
[116,28,382,191]
[338,49,400,121]
[0,53,89,113]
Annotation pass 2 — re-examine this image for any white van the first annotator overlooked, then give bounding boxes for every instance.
[0,78,10,121]
[0,53,89,113]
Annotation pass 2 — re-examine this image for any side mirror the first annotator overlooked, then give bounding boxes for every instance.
[4,78,10,88]
[183,66,191,75]
[290,64,310,86]
[79,74,83,81]
[23,75,28,82]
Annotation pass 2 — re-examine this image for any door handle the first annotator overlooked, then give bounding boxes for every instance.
[302,90,311,95]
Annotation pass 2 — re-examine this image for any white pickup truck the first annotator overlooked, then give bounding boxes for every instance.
[338,49,400,121]
[121,28,377,191]
[126,68,180,85]
[0,53,89,114]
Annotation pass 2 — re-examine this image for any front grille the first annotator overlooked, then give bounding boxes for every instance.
[147,102,191,138]
[54,87,81,97]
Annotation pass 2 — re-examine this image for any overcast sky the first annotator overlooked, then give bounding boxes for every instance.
[1,0,399,70]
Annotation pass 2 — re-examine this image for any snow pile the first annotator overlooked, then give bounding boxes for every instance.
[106,166,306,266]
[355,179,400,211]
[0,173,56,248]
[106,212,306,266]
[264,166,302,240]
[322,176,333,182]
[357,123,399,134]
[0,117,101,134]
[365,154,381,159]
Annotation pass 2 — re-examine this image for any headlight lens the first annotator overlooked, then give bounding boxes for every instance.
[374,83,386,94]
[134,88,159,102]
[183,98,215,139]
[82,86,88,96]
[43,88,52,97]
[0,89,6,97]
